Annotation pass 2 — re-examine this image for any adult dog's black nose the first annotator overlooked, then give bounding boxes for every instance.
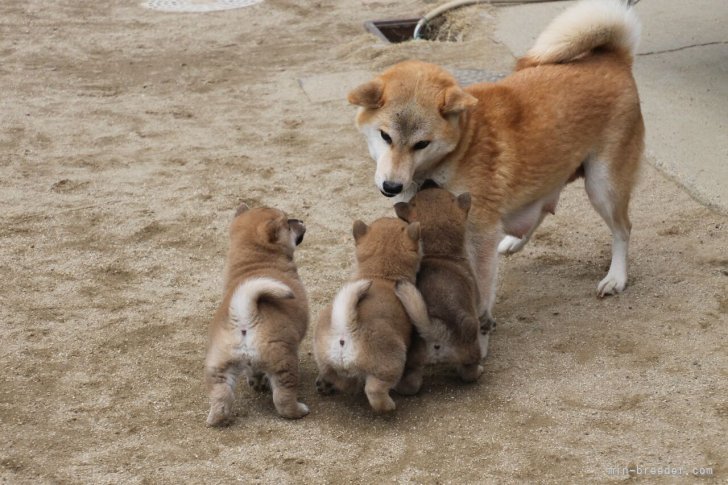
[381,181,403,197]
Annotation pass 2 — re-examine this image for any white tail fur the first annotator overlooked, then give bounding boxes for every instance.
[394,281,447,342]
[331,280,372,334]
[527,0,641,65]
[229,277,294,327]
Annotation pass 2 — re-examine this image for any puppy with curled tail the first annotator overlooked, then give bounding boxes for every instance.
[205,203,309,426]
[394,186,488,382]
[314,217,427,412]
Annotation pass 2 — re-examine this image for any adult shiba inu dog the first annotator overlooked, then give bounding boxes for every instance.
[348,0,644,321]
[205,204,309,426]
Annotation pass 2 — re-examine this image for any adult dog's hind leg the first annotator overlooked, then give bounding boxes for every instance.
[584,129,642,297]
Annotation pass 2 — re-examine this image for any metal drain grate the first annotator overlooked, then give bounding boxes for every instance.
[142,0,262,13]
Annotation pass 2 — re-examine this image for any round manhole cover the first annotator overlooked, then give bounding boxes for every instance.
[142,0,262,12]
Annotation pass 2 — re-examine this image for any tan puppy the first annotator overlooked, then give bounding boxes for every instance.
[313,217,427,412]
[348,0,645,323]
[205,204,309,426]
[393,184,490,382]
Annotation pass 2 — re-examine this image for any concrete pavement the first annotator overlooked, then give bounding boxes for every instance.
[495,0,728,214]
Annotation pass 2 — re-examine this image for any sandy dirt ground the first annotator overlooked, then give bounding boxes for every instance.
[1,1,726,483]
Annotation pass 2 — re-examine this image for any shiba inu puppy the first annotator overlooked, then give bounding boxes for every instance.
[393,184,489,382]
[313,217,428,412]
[205,204,309,426]
[348,0,644,322]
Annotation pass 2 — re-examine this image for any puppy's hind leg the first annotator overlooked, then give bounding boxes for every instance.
[316,364,358,395]
[584,130,642,297]
[364,375,396,413]
[458,362,484,382]
[243,366,270,392]
[395,334,427,395]
[267,350,309,419]
[205,360,240,427]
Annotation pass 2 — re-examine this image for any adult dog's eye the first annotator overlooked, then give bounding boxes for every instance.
[380,130,392,145]
[413,140,430,150]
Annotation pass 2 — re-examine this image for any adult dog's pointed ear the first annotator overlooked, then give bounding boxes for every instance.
[353,220,369,243]
[406,222,421,242]
[440,86,477,116]
[456,192,472,213]
[394,202,411,222]
[348,79,384,109]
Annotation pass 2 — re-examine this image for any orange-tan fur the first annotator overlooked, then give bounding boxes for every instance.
[313,217,428,412]
[394,186,488,382]
[205,204,309,426]
[348,0,644,318]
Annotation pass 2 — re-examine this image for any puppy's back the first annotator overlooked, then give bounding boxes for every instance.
[354,281,412,376]
[417,259,479,342]
[316,279,412,379]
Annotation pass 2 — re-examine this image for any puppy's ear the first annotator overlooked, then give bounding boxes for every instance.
[393,202,411,222]
[235,203,250,216]
[406,222,421,242]
[352,220,369,242]
[456,192,472,213]
[348,79,384,109]
[258,219,280,243]
[440,86,477,116]
[420,179,440,191]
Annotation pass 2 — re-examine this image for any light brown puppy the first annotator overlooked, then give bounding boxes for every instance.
[394,184,490,382]
[349,0,645,323]
[205,204,309,426]
[314,217,427,412]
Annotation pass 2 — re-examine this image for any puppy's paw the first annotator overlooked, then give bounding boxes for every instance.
[279,402,309,419]
[247,373,270,392]
[206,402,234,427]
[370,397,396,414]
[394,374,422,396]
[498,235,526,255]
[458,364,484,383]
[597,272,627,298]
[315,376,335,395]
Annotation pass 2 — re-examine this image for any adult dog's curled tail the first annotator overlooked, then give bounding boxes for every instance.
[518,0,641,69]
[331,280,372,332]
[229,277,294,327]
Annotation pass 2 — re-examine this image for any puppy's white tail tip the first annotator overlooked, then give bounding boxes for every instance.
[229,277,294,326]
[331,279,372,330]
[525,0,641,66]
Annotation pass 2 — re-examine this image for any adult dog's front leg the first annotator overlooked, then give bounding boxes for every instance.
[469,226,501,327]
